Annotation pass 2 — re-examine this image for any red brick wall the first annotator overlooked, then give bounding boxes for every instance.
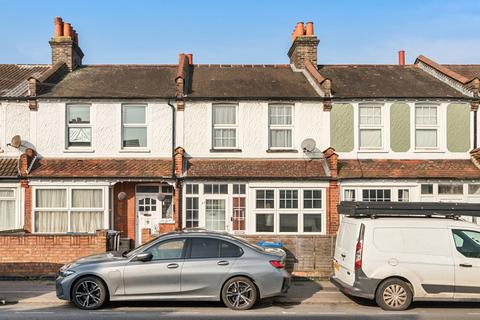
[328,180,340,235]
[0,230,109,277]
[21,181,32,233]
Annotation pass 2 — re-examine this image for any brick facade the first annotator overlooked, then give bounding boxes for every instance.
[0,230,109,277]
[288,36,320,69]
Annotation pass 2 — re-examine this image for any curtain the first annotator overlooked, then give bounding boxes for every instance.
[0,190,14,197]
[34,211,68,233]
[213,128,236,148]
[162,195,173,220]
[0,200,16,231]
[36,189,67,208]
[70,211,103,233]
[72,189,103,208]
[360,129,381,148]
[416,106,437,125]
[205,199,225,231]
[269,105,292,125]
[344,189,356,201]
[270,129,292,148]
[416,129,437,148]
[213,105,236,125]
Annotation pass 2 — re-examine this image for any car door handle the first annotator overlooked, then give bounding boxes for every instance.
[167,263,179,269]
[217,260,229,266]
[460,263,473,268]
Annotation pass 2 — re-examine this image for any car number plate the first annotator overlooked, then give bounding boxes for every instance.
[334,260,340,272]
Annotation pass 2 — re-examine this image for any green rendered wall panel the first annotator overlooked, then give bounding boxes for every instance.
[330,104,354,152]
[390,103,410,152]
[447,103,470,152]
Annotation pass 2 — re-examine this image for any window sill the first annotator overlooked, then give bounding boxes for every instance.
[266,149,298,153]
[119,149,151,153]
[413,149,445,153]
[210,148,242,153]
[63,149,95,153]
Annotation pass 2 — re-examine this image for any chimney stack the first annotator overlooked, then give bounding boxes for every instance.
[49,17,84,71]
[288,21,320,69]
[398,50,405,66]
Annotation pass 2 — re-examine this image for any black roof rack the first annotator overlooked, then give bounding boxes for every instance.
[338,201,480,218]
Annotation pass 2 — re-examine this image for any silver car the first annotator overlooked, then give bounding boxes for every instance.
[56,231,290,310]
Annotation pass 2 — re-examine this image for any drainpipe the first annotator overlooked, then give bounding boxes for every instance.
[167,99,176,178]
[474,110,478,149]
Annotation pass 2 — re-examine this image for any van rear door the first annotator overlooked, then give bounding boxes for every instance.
[334,219,360,286]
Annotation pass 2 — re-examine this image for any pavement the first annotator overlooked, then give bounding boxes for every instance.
[0,279,352,305]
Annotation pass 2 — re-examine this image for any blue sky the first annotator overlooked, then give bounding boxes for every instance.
[1,0,479,65]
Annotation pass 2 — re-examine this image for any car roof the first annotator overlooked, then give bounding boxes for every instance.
[342,216,480,229]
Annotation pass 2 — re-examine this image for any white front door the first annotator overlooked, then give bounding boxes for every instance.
[204,198,227,231]
[136,195,161,246]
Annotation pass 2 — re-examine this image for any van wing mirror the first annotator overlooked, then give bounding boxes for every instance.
[133,252,153,262]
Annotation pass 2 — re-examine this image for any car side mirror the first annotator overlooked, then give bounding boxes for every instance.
[133,252,153,262]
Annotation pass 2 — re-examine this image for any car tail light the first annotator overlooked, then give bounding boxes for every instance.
[270,260,284,269]
[355,224,365,270]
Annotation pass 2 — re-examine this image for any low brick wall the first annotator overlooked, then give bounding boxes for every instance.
[242,235,336,278]
[0,230,109,277]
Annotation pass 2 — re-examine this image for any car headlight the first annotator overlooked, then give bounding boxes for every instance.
[59,269,76,277]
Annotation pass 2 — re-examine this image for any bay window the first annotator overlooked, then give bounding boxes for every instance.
[0,189,17,231]
[67,104,91,148]
[33,187,105,233]
[122,104,147,148]
[415,104,438,148]
[359,104,383,148]
[212,104,237,149]
[269,104,293,149]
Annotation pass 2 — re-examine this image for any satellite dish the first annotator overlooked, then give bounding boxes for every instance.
[117,192,127,201]
[301,138,316,153]
[157,193,166,202]
[9,135,22,148]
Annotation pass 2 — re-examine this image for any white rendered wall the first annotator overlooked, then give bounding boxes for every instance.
[0,102,31,157]
[182,101,329,158]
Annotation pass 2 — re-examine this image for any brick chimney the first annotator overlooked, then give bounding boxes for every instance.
[288,21,320,69]
[49,17,84,71]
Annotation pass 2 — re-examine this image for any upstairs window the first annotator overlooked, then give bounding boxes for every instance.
[122,105,147,148]
[269,104,293,149]
[359,104,382,148]
[67,104,91,148]
[0,189,16,231]
[212,104,237,149]
[415,105,438,149]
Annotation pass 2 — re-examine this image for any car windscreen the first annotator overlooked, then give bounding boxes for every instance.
[232,235,265,252]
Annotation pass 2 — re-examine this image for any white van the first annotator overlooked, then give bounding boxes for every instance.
[331,216,480,311]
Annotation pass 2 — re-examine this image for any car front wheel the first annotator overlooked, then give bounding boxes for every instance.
[375,278,413,311]
[72,276,107,310]
[222,276,258,310]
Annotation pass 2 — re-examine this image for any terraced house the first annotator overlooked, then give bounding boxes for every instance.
[0,18,479,277]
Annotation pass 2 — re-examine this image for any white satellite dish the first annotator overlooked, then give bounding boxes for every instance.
[301,138,316,153]
[9,135,22,148]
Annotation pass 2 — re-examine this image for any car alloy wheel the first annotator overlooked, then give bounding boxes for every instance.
[72,277,107,310]
[376,278,412,311]
[222,277,258,310]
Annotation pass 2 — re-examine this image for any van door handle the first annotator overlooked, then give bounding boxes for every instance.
[217,260,229,266]
[459,263,472,268]
[341,254,346,258]
[167,263,179,269]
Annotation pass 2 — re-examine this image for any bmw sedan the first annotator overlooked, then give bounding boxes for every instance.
[56,231,291,310]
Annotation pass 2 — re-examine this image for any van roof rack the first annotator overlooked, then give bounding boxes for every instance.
[338,201,480,219]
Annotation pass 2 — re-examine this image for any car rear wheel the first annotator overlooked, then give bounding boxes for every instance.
[72,276,107,310]
[222,277,258,310]
[375,278,412,311]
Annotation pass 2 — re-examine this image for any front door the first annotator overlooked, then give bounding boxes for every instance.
[123,238,186,296]
[204,199,226,231]
[451,229,480,299]
[136,195,161,246]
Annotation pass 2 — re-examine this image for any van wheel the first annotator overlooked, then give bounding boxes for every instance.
[375,278,412,311]
[72,276,107,310]
[222,277,258,310]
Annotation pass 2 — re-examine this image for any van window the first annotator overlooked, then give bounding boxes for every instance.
[452,230,480,258]
[373,228,450,256]
[338,222,358,249]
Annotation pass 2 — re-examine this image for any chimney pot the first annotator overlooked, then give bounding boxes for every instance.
[398,50,405,66]
[63,22,72,38]
[187,53,193,65]
[305,21,314,36]
[292,22,305,42]
[54,17,63,37]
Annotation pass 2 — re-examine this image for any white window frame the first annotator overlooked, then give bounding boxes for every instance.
[211,104,238,149]
[253,187,325,235]
[358,103,383,149]
[268,104,294,150]
[0,187,20,231]
[121,104,148,149]
[185,183,200,228]
[415,103,439,150]
[32,186,107,234]
[66,104,92,149]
